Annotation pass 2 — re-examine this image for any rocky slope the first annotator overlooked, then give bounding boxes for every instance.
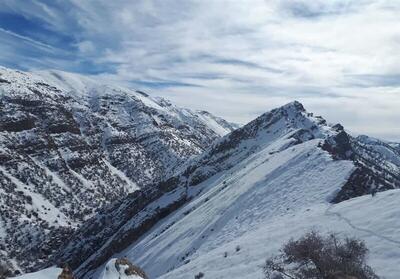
[0,66,236,274]
[331,134,400,202]
[52,101,400,278]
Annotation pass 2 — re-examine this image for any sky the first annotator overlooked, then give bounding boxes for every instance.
[0,0,399,141]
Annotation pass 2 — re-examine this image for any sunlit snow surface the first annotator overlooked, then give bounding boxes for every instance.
[100,139,400,279]
[158,190,400,279]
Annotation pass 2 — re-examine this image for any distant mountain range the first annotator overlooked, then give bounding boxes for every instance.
[1,66,399,279]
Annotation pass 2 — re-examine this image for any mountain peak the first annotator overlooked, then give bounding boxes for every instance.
[245,100,330,143]
[279,100,306,112]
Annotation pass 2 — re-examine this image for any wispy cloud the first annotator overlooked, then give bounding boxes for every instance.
[0,0,399,140]
[0,27,57,51]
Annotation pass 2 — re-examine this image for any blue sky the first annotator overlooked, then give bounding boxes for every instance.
[0,0,399,140]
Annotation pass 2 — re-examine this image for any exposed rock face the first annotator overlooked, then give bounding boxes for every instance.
[330,135,400,202]
[115,258,148,279]
[98,258,148,279]
[57,265,75,279]
[0,66,236,273]
[54,101,400,278]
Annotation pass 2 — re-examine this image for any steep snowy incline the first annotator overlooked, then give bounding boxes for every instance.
[59,100,400,278]
[112,139,356,279]
[58,101,351,277]
[13,267,62,279]
[158,189,400,279]
[83,106,400,278]
[0,66,235,275]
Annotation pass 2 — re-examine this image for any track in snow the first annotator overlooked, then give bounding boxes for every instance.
[325,203,400,247]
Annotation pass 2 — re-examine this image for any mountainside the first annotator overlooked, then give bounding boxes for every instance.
[52,101,400,278]
[331,134,400,202]
[0,66,236,274]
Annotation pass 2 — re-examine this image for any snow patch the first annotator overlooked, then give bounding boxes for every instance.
[12,267,62,279]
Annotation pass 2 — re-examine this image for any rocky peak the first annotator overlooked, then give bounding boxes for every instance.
[279,100,306,112]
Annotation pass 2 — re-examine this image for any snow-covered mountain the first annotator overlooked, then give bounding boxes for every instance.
[50,101,400,278]
[0,66,236,274]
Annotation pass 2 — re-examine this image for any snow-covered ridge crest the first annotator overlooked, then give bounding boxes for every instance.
[178,100,343,186]
[0,66,236,136]
[54,99,400,278]
[54,100,354,277]
[73,101,399,279]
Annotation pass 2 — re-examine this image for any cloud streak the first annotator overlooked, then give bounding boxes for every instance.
[0,27,56,51]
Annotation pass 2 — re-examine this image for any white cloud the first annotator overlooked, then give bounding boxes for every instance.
[1,0,400,140]
[75,40,95,54]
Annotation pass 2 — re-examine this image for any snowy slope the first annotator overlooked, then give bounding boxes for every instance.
[60,101,400,279]
[158,189,400,279]
[35,69,238,138]
[0,66,236,274]
[59,101,346,277]
[113,139,356,278]
[12,267,62,279]
[194,110,240,137]
[98,134,399,278]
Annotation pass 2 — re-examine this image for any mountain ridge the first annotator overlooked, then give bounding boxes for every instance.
[51,99,399,278]
[0,66,236,274]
